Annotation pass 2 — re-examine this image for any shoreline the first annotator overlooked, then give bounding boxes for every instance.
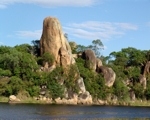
[1,96,150,107]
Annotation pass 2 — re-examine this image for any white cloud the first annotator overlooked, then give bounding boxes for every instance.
[114,23,138,30]
[15,21,138,42]
[16,30,42,39]
[64,21,138,41]
[0,0,98,8]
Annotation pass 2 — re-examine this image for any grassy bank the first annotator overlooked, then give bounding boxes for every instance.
[0,96,9,103]
[129,100,150,106]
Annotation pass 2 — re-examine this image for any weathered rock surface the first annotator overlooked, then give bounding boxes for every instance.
[40,17,75,68]
[96,58,103,71]
[82,49,96,70]
[97,66,116,87]
[55,91,92,105]
[139,75,146,89]
[143,61,150,76]
[9,95,20,103]
[96,99,108,105]
[130,90,135,101]
[77,91,93,105]
[76,77,86,93]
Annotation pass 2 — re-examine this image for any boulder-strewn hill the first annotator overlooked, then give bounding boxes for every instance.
[1,16,150,105]
[38,16,116,104]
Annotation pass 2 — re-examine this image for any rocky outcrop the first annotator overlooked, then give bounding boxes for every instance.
[97,66,116,87]
[139,75,146,89]
[82,49,96,70]
[55,91,92,105]
[77,91,93,104]
[143,61,150,76]
[76,77,86,93]
[130,90,135,101]
[9,95,20,103]
[81,49,115,87]
[40,17,75,69]
[96,58,103,71]
[61,77,92,104]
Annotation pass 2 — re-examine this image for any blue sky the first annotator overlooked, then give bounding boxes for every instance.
[0,0,150,56]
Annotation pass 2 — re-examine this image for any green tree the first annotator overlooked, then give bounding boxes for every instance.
[88,39,104,57]
[31,40,40,56]
[15,44,33,54]
[42,52,55,66]
[5,76,24,96]
[113,78,129,100]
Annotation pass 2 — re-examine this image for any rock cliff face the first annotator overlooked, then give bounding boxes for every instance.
[40,17,75,68]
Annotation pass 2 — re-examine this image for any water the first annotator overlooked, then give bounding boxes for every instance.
[0,103,150,120]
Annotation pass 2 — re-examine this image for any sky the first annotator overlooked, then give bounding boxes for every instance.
[0,0,150,56]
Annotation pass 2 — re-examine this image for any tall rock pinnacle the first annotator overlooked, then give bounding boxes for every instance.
[40,17,75,68]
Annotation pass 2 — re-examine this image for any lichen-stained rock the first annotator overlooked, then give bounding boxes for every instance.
[82,49,96,71]
[40,17,75,68]
[97,66,116,87]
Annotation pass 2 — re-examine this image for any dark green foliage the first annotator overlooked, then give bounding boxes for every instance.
[64,64,80,93]
[145,80,150,100]
[42,52,55,66]
[108,47,150,100]
[15,44,33,54]
[113,78,129,100]
[47,79,64,99]
[1,40,150,102]
[5,76,24,96]
[132,83,144,99]
[0,68,12,76]
[31,40,40,56]
[46,67,65,99]
[76,58,108,99]
[27,86,40,97]
[0,46,39,80]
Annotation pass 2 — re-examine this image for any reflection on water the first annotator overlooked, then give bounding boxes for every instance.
[0,103,150,119]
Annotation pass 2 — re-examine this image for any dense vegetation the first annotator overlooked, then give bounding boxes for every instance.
[0,39,150,103]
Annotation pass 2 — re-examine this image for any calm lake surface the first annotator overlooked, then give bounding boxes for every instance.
[1,103,150,120]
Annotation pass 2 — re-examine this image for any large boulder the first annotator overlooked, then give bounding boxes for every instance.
[82,49,96,70]
[97,66,116,87]
[9,95,20,103]
[78,91,93,105]
[40,17,75,68]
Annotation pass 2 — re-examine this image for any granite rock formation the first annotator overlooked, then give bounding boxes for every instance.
[96,66,116,87]
[40,17,75,69]
[82,49,96,71]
